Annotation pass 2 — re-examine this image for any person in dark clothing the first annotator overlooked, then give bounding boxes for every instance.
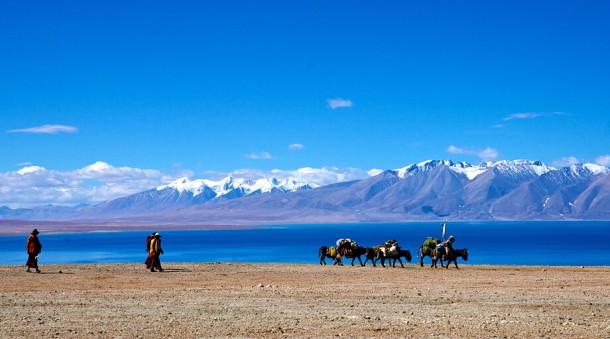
[148,232,164,272]
[26,229,42,273]
[145,232,155,269]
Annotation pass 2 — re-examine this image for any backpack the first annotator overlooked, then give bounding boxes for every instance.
[146,236,153,252]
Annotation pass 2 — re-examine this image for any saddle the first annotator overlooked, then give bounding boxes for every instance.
[379,242,399,256]
[329,247,338,258]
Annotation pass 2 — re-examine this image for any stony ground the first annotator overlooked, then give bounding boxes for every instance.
[1,263,608,338]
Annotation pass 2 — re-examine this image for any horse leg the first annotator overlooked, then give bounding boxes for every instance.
[420,253,424,267]
[445,258,453,269]
[358,256,364,267]
[398,258,404,268]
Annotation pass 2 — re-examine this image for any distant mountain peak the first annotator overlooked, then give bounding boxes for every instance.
[567,163,608,177]
[157,177,210,196]
[396,159,482,179]
[157,175,314,200]
[479,159,555,177]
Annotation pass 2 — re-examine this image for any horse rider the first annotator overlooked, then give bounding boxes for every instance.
[439,235,455,258]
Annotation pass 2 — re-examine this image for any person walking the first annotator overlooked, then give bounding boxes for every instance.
[148,232,164,272]
[26,229,42,273]
[145,232,155,269]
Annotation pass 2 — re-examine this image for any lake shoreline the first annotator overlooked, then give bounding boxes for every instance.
[2,219,607,236]
[1,263,609,338]
[0,219,262,236]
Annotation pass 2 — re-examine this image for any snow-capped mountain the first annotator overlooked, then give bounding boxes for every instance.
[1,160,608,223]
[157,176,315,199]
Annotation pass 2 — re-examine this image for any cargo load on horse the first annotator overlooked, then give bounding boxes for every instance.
[422,237,440,252]
[436,235,455,257]
[336,238,359,250]
[319,245,343,265]
[379,239,399,256]
[376,240,411,268]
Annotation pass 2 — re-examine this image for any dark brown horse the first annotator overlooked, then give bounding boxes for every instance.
[318,246,343,265]
[377,248,412,268]
[432,248,468,269]
[418,245,438,267]
[340,247,372,266]
[361,247,379,267]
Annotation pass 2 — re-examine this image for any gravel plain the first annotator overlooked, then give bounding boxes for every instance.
[1,263,609,338]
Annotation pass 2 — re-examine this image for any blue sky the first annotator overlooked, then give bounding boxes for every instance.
[1,1,609,207]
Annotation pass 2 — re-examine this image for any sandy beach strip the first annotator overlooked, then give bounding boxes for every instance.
[1,263,609,338]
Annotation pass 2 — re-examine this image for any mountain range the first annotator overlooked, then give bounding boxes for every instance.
[1,160,609,223]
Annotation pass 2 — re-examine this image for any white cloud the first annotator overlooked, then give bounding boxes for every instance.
[288,144,304,150]
[447,145,466,154]
[502,111,569,121]
[0,162,193,208]
[246,152,274,159]
[8,124,78,134]
[503,112,543,121]
[367,168,384,176]
[551,156,581,167]
[328,98,353,109]
[17,166,46,175]
[478,148,499,162]
[447,145,499,162]
[595,155,610,167]
[223,166,372,187]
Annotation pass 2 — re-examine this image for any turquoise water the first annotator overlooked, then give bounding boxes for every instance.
[1,221,608,266]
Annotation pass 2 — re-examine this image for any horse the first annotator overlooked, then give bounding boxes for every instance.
[318,246,343,266]
[418,245,438,267]
[340,246,371,266]
[362,247,378,267]
[432,248,468,269]
[377,248,412,268]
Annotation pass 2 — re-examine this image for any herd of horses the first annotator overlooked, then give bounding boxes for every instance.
[318,243,468,269]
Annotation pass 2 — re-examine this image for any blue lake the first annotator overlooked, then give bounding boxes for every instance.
[1,221,608,266]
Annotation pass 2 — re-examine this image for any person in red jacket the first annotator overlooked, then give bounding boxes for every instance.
[148,232,164,272]
[26,229,42,273]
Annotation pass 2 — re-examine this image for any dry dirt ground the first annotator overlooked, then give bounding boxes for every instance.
[1,263,609,338]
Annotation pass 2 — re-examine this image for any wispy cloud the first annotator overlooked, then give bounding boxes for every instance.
[8,124,78,134]
[447,145,499,162]
[595,155,610,166]
[502,111,569,121]
[246,152,274,160]
[551,156,581,167]
[503,112,544,121]
[328,98,353,109]
[288,143,304,150]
